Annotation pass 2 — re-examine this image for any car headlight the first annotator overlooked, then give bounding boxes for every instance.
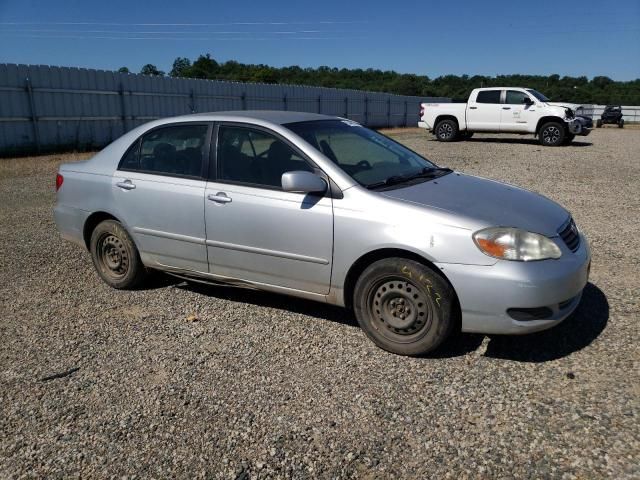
[473,227,562,261]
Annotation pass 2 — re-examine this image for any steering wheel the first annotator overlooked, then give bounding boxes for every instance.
[356,160,372,170]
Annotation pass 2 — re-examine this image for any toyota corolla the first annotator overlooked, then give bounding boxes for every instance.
[54,111,590,356]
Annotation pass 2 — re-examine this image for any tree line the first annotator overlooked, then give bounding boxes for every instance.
[117,54,640,105]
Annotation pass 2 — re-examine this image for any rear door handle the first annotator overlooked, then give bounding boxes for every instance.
[116,180,136,190]
[502,107,511,110]
[207,192,232,204]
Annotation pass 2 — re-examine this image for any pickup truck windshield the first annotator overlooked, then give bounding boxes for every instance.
[526,89,550,102]
[285,120,440,188]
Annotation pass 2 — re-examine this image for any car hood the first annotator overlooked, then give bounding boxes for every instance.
[546,101,583,110]
[381,173,569,236]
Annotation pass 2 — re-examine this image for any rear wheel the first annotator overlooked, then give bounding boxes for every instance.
[90,219,147,289]
[353,258,457,356]
[434,119,458,142]
[539,122,565,146]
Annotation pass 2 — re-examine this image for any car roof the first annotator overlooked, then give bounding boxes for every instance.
[170,110,337,125]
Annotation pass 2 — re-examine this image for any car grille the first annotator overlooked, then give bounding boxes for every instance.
[558,217,580,252]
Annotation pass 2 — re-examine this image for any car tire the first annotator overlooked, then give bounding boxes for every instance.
[353,258,457,356]
[90,219,147,289]
[434,119,459,142]
[619,119,624,128]
[596,119,602,128]
[539,122,566,146]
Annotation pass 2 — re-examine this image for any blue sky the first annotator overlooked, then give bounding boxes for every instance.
[0,0,639,80]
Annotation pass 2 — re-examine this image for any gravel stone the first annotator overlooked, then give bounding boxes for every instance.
[0,128,638,478]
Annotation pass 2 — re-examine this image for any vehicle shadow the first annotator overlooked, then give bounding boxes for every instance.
[481,282,608,362]
[179,281,358,328]
[460,138,592,147]
[168,277,607,362]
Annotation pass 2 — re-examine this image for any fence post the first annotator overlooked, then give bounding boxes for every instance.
[387,97,391,128]
[189,88,196,113]
[241,92,247,110]
[318,95,322,114]
[25,77,40,153]
[364,96,369,126]
[119,83,128,133]
[404,100,408,127]
[283,93,288,111]
[344,97,348,118]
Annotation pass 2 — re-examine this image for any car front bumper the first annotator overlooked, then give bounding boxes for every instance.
[569,116,592,136]
[436,233,591,335]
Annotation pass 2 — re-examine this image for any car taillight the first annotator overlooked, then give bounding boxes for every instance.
[419,104,425,118]
[56,173,64,191]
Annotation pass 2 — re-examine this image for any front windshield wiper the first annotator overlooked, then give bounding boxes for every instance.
[365,167,452,190]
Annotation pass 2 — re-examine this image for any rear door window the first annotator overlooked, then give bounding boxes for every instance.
[119,124,209,178]
[475,90,502,104]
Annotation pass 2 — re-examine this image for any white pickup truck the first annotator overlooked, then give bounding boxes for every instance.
[418,87,592,146]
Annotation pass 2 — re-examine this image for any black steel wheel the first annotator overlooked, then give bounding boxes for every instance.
[539,122,565,146]
[90,219,147,289]
[434,119,458,142]
[619,118,624,128]
[353,258,457,356]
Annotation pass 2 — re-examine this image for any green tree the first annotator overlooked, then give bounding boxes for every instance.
[117,66,130,74]
[140,64,164,76]
[169,57,192,77]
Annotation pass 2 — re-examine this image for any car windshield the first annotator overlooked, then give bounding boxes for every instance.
[285,120,443,188]
[526,89,550,102]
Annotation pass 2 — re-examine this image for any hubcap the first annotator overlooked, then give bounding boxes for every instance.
[370,279,432,340]
[98,233,129,278]
[543,126,561,144]
[438,123,453,139]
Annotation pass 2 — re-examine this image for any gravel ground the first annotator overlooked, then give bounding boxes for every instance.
[1,128,638,479]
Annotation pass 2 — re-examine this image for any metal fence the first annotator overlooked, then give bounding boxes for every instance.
[0,64,449,156]
[578,105,640,123]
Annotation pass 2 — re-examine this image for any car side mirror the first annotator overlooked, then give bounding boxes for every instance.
[281,171,327,194]
[523,97,533,105]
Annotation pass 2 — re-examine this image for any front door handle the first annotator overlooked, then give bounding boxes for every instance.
[469,106,478,110]
[116,180,136,190]
[502,107,511,110]
[207,192,232,204]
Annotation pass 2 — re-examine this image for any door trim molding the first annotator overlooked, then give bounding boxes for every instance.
[133,227,206,245]
[205,239,329,265]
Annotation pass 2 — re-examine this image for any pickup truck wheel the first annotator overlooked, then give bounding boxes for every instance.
[596,119,602,128]
[539,122,565,146]
[434,119,458,142]
[90,219,147,289]
[353,258,456,356]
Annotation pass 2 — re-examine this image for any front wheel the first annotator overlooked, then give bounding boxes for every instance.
[434,119,459,142]
[619,119,624,128]
[539,122,566,146]
[90,219,147,289]
[353,258,457,356]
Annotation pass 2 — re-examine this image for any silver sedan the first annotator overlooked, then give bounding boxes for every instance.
[54,111,590,356]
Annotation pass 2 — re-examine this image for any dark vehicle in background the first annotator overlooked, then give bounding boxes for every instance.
[597,106,624,128]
